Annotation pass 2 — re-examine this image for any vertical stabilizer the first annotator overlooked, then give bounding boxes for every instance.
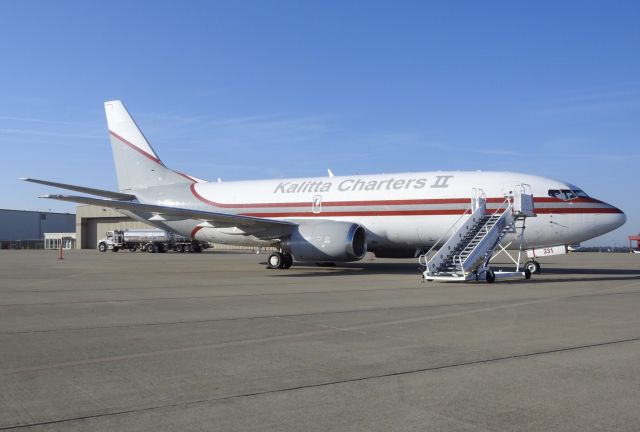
[104,100,195,191]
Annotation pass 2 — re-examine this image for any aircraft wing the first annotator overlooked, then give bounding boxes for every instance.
[41,194,297,233]
[21,178,136,201]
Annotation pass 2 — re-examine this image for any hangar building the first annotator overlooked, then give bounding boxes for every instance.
[76,205,152,249]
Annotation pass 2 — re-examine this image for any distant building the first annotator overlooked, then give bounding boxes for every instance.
[0,209,75,249]
[44,233,77,250]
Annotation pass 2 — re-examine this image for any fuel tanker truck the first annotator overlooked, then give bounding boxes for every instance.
[97,229,206,253]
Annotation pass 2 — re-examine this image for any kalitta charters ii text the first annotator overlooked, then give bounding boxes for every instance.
[273,175,454,194]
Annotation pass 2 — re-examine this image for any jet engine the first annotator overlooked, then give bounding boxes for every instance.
[282,221,367,262]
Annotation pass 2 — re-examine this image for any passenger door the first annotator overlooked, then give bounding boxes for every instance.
[312,195,322,214]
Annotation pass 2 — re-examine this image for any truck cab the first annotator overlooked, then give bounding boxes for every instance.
[98,230,125,252]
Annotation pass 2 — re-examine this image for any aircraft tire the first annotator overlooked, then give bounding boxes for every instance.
[267,252,283,269]
[524,260,541,274]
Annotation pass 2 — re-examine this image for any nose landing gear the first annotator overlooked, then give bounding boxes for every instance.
[524,260,541,274]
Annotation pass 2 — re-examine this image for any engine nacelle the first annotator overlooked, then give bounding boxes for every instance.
[282,221,367,262]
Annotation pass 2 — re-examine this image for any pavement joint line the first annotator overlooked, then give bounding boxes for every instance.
[274,315,421,344]
[2,273,638,307]
[2,336,639,431]
[3,288,639,375]
[0,285,435,307]
[274,315,371,335]
[2,288,640,336]
[0,299,524,335]
[0,327,339,375]
[0,283,421,296]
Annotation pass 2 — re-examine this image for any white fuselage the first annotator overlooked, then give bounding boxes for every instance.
[136,170,625,254]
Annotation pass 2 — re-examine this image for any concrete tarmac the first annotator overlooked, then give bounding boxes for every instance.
[1,250,639,431]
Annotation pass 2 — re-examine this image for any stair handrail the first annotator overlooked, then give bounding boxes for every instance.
[453,196,513,270]
[419,206,473,266]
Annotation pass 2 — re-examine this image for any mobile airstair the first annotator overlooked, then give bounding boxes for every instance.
[419,185,536,283]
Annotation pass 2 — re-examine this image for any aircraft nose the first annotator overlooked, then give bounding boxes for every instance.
[604,204,626,231]
[612,207,626,229]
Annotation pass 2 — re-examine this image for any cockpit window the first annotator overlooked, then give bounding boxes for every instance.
[548,189,561,199]
[548,189,589,201]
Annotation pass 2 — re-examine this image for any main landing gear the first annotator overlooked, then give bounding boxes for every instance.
[523,260,541,274]
[267,252,293,269]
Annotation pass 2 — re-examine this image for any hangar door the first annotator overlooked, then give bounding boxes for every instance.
[86,218,148,249]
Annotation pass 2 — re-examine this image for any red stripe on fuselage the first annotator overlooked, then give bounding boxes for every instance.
[241,209,467,218]
[532,207,621,214]
[192,183,309,208]
[238,207,621,218]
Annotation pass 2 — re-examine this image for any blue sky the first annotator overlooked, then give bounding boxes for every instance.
[1,1,638,245]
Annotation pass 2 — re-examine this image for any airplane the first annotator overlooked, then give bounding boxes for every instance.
[22,100,626,274]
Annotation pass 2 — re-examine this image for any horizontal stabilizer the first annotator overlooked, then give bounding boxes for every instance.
[21,178,135,200]
[40,194,297,230]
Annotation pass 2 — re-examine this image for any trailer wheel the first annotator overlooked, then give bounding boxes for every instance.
[129,246,137,252]
[98,242,107,252]
[146,244,156,253]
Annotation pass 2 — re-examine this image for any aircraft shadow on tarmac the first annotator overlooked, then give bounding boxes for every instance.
[262,261,420,276]
[263,261,640,283]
